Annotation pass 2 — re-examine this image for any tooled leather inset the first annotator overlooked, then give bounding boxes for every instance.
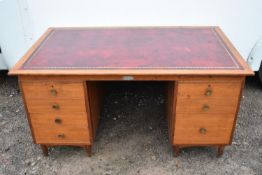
[22,27,243,70]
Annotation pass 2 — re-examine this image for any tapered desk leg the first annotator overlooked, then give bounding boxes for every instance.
[40,145,48,156]
[85,145,92,157]
[217,145,225,157]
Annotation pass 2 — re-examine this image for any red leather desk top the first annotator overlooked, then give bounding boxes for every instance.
[21,27,243,70]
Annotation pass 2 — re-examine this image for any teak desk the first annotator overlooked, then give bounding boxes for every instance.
[9,27,254,157]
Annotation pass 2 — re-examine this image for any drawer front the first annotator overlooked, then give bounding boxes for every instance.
[30,113,90,144]
[30,113,89,127]
[22,82,85,99]
[33,126,91,144]
[26,99,86,113]
[176,98,239,114]
[177,82,241,99]
[174,114,234,144]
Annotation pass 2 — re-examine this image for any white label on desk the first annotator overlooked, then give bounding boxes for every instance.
[122,76,134,80]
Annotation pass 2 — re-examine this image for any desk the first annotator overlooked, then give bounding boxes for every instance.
[9,27,253,157]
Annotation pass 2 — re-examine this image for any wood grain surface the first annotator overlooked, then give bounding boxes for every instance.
[174,114,234,144]
[26,99,86,113]
[22,82,85,99]
[177,82,242,99]
[176,98,239,114]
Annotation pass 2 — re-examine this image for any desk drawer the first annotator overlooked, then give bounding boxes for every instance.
[30,113,90,144]
[177,82,242,99]
[22,82,85,99]
[26,99,86,113]
[174,114,234,144]
[33,126,90,144]
[176,98,238,114]
[30,113,88,127]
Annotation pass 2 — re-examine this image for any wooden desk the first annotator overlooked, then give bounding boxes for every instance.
[9,27,253,157]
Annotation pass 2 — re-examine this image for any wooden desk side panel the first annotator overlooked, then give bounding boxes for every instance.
[18,77,37,144]
[166,81,177,144]
[229,78,245,144]
[86,82,104,140]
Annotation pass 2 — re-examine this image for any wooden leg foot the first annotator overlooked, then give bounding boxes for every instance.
[173,146,180,157]
[85,145,92,157]
[217,145,225,157]
[40,145,48,156]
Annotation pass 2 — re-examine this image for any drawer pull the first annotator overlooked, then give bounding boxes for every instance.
[205,88,212,96]
[54,118,62,124]
[57,134,65,138]
[199,128,207,134]
[52,104,60,110]
[50,89,58,96]
[202,104,210,111]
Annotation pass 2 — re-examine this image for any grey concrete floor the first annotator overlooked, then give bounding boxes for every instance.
[0,71,261,175]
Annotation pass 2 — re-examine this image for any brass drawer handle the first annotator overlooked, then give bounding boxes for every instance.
[205,88,212,96]
[57,134,65,138]
[52,104,60,110]
[199,128,207,134]
[54,118,62,124]
[202,104,210,111]
[50,89,58,96]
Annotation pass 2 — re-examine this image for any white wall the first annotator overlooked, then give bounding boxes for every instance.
[0,0,262,69]
[0,0,33,69]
